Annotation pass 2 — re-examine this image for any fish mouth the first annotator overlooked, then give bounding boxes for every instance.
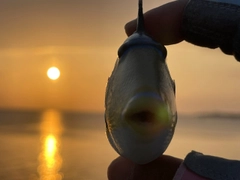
[129,111,155,124]
[122,92,171,136]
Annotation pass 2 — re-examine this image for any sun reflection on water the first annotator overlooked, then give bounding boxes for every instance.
[44,135,57,169]
[38,109,63,180]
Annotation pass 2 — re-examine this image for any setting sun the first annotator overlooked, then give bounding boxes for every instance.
[47,67,60,80]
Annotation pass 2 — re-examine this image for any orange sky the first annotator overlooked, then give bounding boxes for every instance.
[0,0,239,113]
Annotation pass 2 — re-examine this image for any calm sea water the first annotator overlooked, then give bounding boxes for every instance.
[0,109,240,180]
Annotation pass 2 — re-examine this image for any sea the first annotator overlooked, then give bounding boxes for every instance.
[0,109,240,180]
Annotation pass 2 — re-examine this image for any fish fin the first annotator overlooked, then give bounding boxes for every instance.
[136,0,145,34]
[172,80,176,95]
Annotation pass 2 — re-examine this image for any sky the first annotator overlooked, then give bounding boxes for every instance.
[0,0,239,113]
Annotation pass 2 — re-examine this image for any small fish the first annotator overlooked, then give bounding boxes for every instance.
[105,0,177,164]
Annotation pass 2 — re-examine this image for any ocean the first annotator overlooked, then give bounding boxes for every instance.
[0,109,240,180]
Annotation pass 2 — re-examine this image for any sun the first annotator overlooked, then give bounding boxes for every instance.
[47,67,60,80]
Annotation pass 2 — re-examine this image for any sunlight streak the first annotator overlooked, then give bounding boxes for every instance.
[38,109,63,180]
[44,135,57,169]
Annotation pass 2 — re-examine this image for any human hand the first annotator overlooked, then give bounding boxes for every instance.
[107,155,182,180]
[125,0,240,61]
[125,0,189,46]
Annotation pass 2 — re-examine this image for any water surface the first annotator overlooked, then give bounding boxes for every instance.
[0,110,240,180]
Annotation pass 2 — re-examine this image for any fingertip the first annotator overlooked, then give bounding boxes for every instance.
[125,19,137,37]
[108,155,183,180]
[124,0,188,45]
[107,156,134,180]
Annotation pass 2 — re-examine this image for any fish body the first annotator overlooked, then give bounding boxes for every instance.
[105,0,177,164]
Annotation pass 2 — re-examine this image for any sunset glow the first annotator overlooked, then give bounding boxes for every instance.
[0,0,239,113]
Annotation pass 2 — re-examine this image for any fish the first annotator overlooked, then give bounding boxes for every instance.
[104,0,177,164]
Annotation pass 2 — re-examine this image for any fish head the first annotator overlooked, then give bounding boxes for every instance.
[105,32,177,164]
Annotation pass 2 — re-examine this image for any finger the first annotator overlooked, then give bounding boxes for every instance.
[125,0,189,45]
[108,155,182,180]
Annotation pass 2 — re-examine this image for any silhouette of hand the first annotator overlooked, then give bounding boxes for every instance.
[108,155,182,180]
